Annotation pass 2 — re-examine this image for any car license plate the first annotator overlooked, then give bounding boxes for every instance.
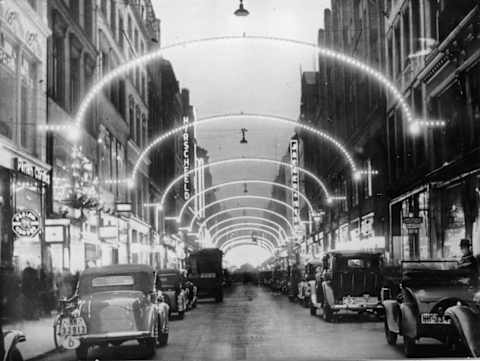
[342,296,378,306]
[421,313,451,324]
[60,317,88,336]
[200,273,216,278]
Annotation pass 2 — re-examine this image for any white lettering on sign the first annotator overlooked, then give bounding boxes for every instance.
[290,139,300,226]
[183,116,190,200]
[12,209,41,238]
[14,158,50,185]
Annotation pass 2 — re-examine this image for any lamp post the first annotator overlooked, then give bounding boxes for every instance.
[234,0,249,16]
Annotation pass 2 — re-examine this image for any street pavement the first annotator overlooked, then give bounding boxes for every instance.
[5,315,56,360]
[34,284,465,361]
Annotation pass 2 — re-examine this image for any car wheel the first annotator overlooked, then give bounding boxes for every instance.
[140,338,156,357]
[403,336,416,358]
[384,319,397,345]
[158,331,169,347]
[322,303,334,322]
[53,316,63,350]
[7,347,24,361]
[178,310,185,320]
[310,306,316,316]
[75,343,89,361]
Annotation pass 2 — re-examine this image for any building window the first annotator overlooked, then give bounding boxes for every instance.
[129,96,135,138]
[110,0,116,37]
[402,9,410,68]
[51,35,65,106]
[70,44,81,112]
[135,106,141,146]
[100,0,107,18]
[142,113,147,147]
[134,29,139,52]
[127,16,132,40]
[84,0,93,40]
[118,14,124,50]
[141,73,146,100]
[19,55,37,154]
[394,23,401,78]
[0,37,16,139]
[135,67,140,90]
[70,0,80,23]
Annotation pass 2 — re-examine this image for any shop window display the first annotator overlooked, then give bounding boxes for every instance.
[442,184,466,258]
[12,174,43,272]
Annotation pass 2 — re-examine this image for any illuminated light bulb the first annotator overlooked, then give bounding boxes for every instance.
[353,171,362,181]
[409,121,421,135]
[127,179,135,189]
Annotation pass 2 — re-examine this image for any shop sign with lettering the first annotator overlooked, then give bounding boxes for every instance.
[290,139,299,226]
[12,209,41,238]
[14,158,50,185]
[183,116,190,200]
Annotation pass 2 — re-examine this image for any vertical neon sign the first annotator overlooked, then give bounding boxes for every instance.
[290,139,300,228]
[183,116,190,200]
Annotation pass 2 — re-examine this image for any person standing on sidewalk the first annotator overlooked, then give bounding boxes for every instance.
[21,263,39,320]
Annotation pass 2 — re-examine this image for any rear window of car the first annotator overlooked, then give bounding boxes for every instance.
[347,259,366,268]
[157,274,177,287]
[92,275,134,287]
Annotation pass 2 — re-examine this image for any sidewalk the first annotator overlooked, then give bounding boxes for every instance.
[5,315,56,360]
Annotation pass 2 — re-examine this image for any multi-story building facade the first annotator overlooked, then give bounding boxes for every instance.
[46,0,160,271]
[0,0,51,271]
[384,0,480,263]
[298,0,387,255]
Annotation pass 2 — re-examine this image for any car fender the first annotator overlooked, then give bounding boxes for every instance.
[383,300,400,333]
[3,330,26,361]
[445,305,480,358]
[322,281,335,307]
[400,303,417,338]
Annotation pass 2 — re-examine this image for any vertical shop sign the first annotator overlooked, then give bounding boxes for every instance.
[290,139,300,228]
[183,116,190,200]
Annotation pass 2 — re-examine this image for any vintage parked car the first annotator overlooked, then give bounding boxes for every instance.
[69,264,169,360]
[445,292,480,358]
[310,251,383,321]
[155,269,187,320]
[383,260,477,357]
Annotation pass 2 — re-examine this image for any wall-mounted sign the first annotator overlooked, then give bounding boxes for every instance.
[403,216,423,229]
[45,226,64,243]
[12,209,41,238]
[115,203,132,213]
[361,213,375,238]
[14,158,50,184]
[290,139,299,227]
[183,116,190,200]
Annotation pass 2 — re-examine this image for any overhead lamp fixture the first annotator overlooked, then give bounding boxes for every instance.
[234,0,249,16]
[240,128,248,144]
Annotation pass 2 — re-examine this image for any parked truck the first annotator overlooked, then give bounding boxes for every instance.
[187,248,224,302]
